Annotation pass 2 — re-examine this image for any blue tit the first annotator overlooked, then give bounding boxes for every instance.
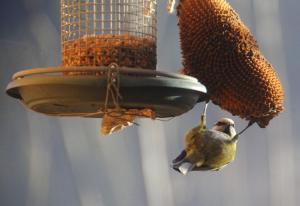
[172,103,239,175]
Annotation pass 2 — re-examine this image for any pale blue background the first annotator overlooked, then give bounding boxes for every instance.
[0,0,299,206]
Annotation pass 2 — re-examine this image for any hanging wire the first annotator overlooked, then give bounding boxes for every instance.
[166,0,176,14]
[104,64,122,112]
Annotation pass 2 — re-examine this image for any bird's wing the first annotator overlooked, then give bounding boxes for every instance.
[202,130,230,162]
[205,130,231,141]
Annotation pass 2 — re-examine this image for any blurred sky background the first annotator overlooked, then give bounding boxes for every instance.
[0,0,299,206]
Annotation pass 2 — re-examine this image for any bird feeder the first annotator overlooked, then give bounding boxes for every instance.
[6,0,207,134]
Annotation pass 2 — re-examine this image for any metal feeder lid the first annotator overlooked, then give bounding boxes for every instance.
[6,66,208,118]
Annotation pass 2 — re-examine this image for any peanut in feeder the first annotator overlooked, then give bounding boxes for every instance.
[6,0,208,135]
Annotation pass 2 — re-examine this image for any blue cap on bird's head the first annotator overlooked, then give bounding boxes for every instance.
[212,118,236,137]
[214,118,235,127]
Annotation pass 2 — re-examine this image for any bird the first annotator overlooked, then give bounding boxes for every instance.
[172,103,241,175]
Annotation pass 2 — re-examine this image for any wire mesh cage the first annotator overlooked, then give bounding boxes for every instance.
[61,0,157,70]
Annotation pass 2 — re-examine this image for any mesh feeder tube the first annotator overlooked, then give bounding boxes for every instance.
[177,0,284,127]
[61,0,157,71]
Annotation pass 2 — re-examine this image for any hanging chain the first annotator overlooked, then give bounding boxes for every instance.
[104,63,122,112]
[144,0,157,17]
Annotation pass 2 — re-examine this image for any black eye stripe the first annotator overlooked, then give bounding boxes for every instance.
[216,122,226,126]
[216,121,235,126]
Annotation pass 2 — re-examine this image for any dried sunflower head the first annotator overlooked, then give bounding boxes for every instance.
[178,0,284,127]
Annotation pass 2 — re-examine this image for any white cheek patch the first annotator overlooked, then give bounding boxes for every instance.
[212,125,225,132]
[229,126,237,137]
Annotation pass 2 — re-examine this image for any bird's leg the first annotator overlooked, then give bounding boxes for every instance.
[237,120,254,136]
[231,120,255,142]
[200,102,209,130]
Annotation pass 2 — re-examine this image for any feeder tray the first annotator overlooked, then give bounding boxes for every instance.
[6,0,208,122]
[6,66,207,118]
